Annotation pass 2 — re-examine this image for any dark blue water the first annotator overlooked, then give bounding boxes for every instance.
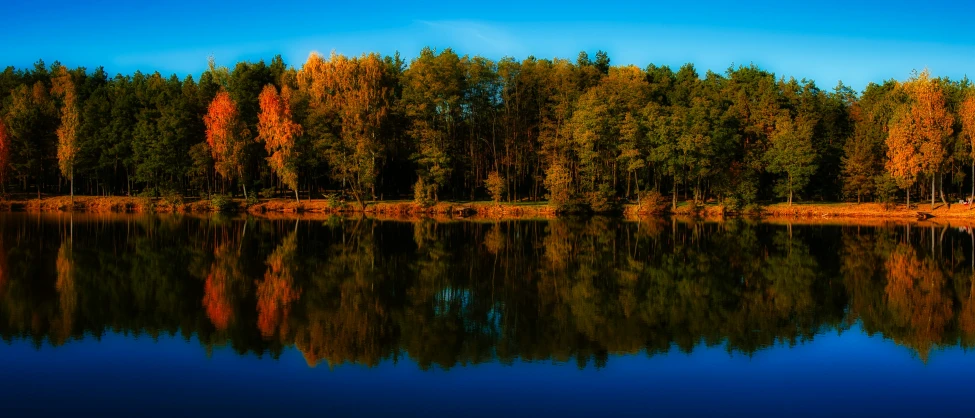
[1,214,974,416]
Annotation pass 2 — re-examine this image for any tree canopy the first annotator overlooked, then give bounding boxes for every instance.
[0,52,972,209]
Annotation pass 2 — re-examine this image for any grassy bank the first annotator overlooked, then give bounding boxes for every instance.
[6,196,975,222]
[758,202,975,220]
[0,196,560,219]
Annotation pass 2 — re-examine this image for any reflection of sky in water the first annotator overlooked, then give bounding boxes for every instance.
[0,322,971,417]
[434,288,503,333]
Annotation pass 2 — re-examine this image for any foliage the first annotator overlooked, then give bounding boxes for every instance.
[323,193,342,209]
[210,194,235,212]
[634,190,667,214]
[413,177,433,207]
[402,48,464,202]
[544,162,574,207]
[257,84,302,201]
[484,170,505,203]
[52,68,79,185]
[586,183,618,213]
[162,189,184,207]
[765,114,818,205]
[204,90,250,197]
[2,53,975,210]
[188,142,214,197]
[874,173,901,209]
[885,70,953,207]
[299,52,394,209]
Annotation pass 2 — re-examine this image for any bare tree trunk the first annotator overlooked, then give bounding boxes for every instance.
[939,174,949,208]
[634,171,641,206]
[788,175,793,206]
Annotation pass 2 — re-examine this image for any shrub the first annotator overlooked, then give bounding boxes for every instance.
[635,190,668,214]
[722,196,743,213]
[586,183,619,213]
[484,171,506,204]
[554,202,592,215]
[210,195,235,213]
[324,193,342,209]
[163,190,184,208]
[744,203,764,216]
[413,178,433,207]
[139,196,156,213]
[544,163,574,207]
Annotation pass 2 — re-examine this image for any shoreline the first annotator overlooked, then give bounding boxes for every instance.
[4,196,975,224]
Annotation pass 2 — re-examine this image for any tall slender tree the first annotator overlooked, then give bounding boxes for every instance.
[886,102,923,209]
[204,90,250,198]
[765,113,818,205]
[257,84,302,202]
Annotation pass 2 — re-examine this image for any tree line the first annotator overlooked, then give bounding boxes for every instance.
[1,49,973,210]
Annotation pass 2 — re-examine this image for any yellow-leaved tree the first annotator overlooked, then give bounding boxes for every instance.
[52,67,79,202]
[886,70,953,209]
[298,52,393,210]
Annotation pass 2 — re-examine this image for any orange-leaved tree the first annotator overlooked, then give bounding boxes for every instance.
[257,84,303,202]
[298,52,393,210]
[52,68,79,202]
[885,98,921,208]
[204,90,251,199]
[886,70,953,210]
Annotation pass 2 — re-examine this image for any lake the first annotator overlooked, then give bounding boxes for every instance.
[1,213,974,416]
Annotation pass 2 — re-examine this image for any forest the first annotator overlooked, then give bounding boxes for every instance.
[0,48,973,211]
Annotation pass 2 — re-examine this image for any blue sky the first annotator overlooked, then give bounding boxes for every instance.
[3,0,975,91]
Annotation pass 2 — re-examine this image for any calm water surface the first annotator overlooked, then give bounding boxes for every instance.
[2,213,975,416]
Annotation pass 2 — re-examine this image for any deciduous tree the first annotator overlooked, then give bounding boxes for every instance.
[204,90,250,198]
[257,84,302,202]
[402,48,465,202]
[298,52,393,209]
[905,70,952,209]
[765,114,818,205]
[886,103,922,208]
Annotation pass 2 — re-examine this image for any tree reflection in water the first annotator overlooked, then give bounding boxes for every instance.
[0,213,973,367]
